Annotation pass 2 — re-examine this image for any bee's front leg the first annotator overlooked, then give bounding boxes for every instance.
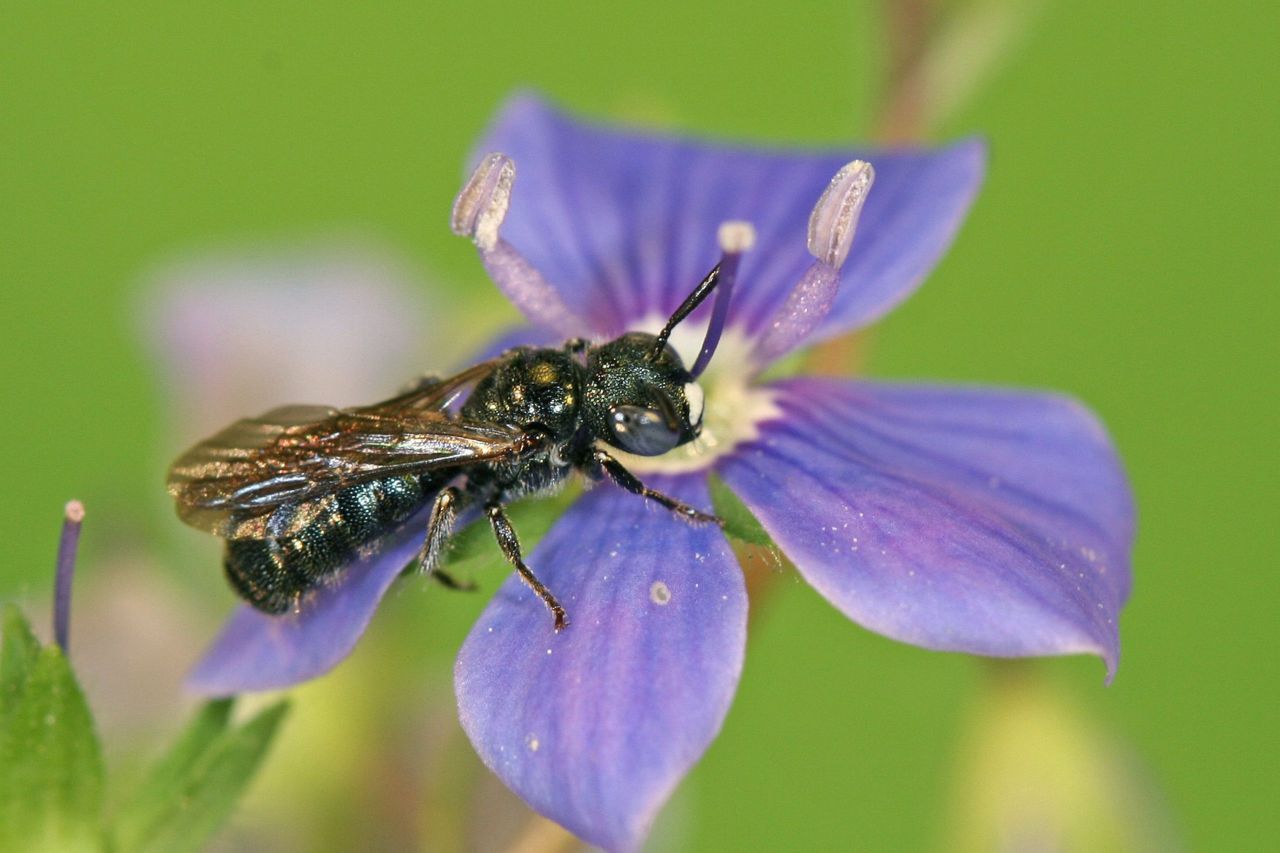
[591,448,723,526]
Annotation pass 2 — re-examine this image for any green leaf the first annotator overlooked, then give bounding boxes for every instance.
[112,701,289,853]
[1,604,42,719]
[110,699,234,851]
[708,474,774,547]
[0,643,105,853]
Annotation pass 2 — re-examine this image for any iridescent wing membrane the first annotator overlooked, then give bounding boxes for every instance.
[167,362,529,541]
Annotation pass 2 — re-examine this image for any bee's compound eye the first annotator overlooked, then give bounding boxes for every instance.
[609,405,682,456]
[684,381,705,428]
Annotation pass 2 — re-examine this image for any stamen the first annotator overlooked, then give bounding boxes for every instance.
[753,161,875,364]
[690,221,754,378]
[451,153,585,337]
[53,500,84,655]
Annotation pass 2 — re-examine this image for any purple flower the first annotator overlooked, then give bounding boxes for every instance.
[187,95,1133,851]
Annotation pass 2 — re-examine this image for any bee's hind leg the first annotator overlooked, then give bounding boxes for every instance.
[486,501,567,631]
[415,486,476,592]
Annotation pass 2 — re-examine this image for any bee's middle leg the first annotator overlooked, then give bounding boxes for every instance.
[416,486,475,591]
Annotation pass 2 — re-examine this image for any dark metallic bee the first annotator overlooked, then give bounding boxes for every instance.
[167,265,731,630]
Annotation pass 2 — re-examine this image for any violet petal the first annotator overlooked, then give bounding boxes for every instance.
[468,324,562,363]
[186,507,431,695]
[717,378,1133,678]
[455,475,746,851]
[473,94,984,344]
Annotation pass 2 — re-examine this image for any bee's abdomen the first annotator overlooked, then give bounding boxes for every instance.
[224,475,432,614]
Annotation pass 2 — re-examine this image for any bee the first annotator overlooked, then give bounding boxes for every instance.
[167,265,728,630]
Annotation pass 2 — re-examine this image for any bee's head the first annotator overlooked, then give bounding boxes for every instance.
[583,332,704,457]
[582,232,746,456]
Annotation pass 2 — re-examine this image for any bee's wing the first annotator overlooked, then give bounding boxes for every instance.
[363,359,501,413]
[167,360,527,540]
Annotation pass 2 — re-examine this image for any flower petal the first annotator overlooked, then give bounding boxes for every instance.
[473,94,983,344]
[717,378,1133,678]
[455,475,746,851]
[186,508,430,695]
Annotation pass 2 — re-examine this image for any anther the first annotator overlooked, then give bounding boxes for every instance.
[449,152,585,337]
[752,161,876,365]
[451,153,516,252]
[807,160,874,269]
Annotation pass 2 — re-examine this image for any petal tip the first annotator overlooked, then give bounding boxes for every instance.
[1099,635,1121,686]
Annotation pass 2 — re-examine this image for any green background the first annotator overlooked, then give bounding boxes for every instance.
[2,1,1275,850]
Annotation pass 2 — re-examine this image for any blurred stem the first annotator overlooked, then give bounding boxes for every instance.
[877,0,935,144]
[505,814,579,853]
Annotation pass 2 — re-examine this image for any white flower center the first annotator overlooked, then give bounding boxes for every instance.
[600,315,782,474]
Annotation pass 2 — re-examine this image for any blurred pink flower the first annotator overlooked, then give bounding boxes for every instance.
[142,242,435,442]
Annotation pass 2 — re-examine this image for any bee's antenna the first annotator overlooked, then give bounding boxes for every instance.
[650,265,721,361]
[650,221,755,376]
